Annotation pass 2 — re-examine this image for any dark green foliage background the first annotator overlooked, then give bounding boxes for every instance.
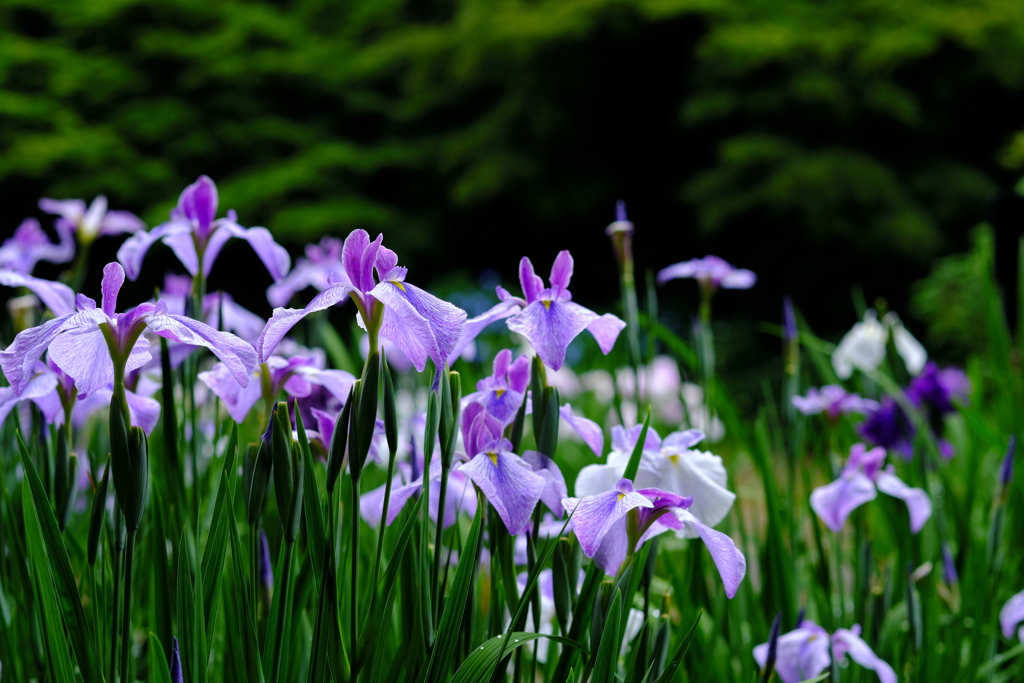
[3,0,1024,337]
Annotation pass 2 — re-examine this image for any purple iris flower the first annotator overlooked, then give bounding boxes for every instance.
[489,251,625,371]
[561,478,746,596]
[906,362,969,416]
[199,351,355,424]
[117,175,290,283]
[656,255,756,290]
[0,269,76,317]
[266,236,344,307]
[170,636,183,683]
[0,262,257,399]
[0,218,74,274]
[456,401,550,534]
[753,621,896,683]
[810,443,931,534]
[859,397,916,459]
[462,348,531,425]
[39,195,144,245]
[1002,590,1024,643]
[792,385,880,422]
[258,229,467,377]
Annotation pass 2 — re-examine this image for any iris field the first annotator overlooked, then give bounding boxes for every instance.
[0,179,1022,682]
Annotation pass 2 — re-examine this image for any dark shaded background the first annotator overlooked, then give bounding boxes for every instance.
[4,0,1024,378]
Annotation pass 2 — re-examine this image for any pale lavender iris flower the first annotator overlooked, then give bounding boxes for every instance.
[117,175,290,283]
[0,262,257,400]
[456,402,550,534]
[39,195,144,245]
[753,621,896,683]
[487,251,625,371]
[657,255,756,289]
[0,269,76,316]
[561,478,746,596]
[792,385,880,421]
[1001,590,1024,643]
[258,229,467,377]
[266,236,344,307]
[462,348,532,426]
[811,443,931,534]
[0,218,74,274]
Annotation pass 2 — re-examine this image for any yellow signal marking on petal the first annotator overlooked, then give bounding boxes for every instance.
[391,281,406,291]
[668,454,679,464]
[495,389,506,398]
[617,493,625,501]
[488,452,499,466]
[542,300,551,310]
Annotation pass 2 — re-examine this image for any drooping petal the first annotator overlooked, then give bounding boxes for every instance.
[256,283,355,362]
[672,509,746,598]
[1000,590,1024,641]
[370,280,467,373]
[832,628,897,683]
[117,222,191,281]
[447,299,521,366]
[460,451,547,535]
[586,314,626,356]
[874,469,931,533]
[560,482,653,557]
[0,371,58,426]
[213,223,291,281]
[810,472,877,533]
[507,300,599,371]
[99,210,145,237]
[590,516,631,575]
[0,270,76,316]
[522,450,568,517]
[198,363,263,423]
[559,404,603,457]
[0,309,108,394]
[145,312,257,387]
[49,326,119,398]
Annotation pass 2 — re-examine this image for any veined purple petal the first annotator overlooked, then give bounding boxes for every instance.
[342,230,382,293]
[117,222,191,281]
[672,508,746,598]
[810,472,877,533]
[0,270,76,316]
[180,175,218,237]
[507,300,599,371]
[0,308,108,394]
[460,450,546,535]
[145,312,257,387]
[370,280,467,374]
[586,314,626,355]
[256,283,355,362]
[163,229,201,276]
[214,223,291,281]
[874,469,931,534]
[49,326,120,398]
[519,257,545,303]
[198,363,262,423]
[101,263,125,317]
[74,386,162,434]
[375,245,399,279]
[559,404,603,457]
[522,450,568,517]
[832,628,897,683]
[447,299,521,365]
[753,625,831,683]
[1000,590,1024,641]
[549,250,573,294]
[591,517,630,575]
[204,292,265,344]
[560,483,653,557]
[0,371,58,426]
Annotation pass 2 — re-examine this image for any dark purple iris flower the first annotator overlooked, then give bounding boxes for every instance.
[257,229,467,377]
[0,218,74,274]
[0,263,257,400]
[561,477,746,596]
[117,175,290,283]
[906,362,969,416]
[859,397,916,459]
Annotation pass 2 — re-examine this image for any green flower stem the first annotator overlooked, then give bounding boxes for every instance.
[250,522,259,623]
[369,442,397,615]
[109,512,124,683]
[350,475,361,683]
[270,540,295,683]
[120,529,136,683]
[432,459,450,618]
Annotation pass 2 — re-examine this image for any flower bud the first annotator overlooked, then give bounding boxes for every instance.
[170,636,183,683]
[326,386,355,494]
[87,458,110,567]
[259,529,274,602]
[605,200,634,270]
[440,371,461,468]
[1000,435,1016,489]
[381,358,398,455]
[247,441,272,527]
[352,352,381,481]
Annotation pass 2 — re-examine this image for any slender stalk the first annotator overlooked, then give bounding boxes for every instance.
[370,444,397,614]
[109,525,123,682]
[120,530,136,683]
[270,541,295,683]
[432,460,450,617]
[250,522,259,623]
[350,474,362,682]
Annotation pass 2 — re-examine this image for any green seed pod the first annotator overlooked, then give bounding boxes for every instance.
[441,371,461,468]
[87,457,111,567]
[120,426,149,532]
[381,358,398,456]
[590,579,616,655]
[248,441,272,526]
[326,385,355,494]
[353,352,380,481]
[537,386,560,458]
